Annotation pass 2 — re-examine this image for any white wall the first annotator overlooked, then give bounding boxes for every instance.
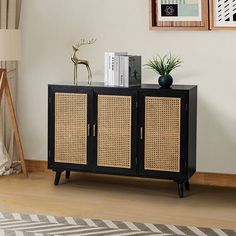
[18,0,236,174]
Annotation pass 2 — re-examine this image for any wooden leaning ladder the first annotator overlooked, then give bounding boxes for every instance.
[0,69,27,176]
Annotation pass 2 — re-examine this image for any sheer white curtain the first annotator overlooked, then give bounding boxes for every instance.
[0,0,22,175]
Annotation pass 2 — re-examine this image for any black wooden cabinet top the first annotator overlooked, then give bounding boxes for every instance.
[49,82,197,91]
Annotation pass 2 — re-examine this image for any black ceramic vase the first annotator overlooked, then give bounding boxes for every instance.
[158,74,173,88]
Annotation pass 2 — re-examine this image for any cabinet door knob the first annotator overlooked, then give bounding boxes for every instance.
[140,127,143,140]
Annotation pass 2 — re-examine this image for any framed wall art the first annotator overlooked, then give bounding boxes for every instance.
[210,0,236,30]
[150,0,209,30]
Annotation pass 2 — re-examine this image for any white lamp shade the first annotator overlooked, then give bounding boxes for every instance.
[0,29,21,61]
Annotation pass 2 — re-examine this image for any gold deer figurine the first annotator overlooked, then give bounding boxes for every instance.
[71,38,96,85]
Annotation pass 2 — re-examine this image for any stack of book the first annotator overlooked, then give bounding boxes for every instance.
[104,52,141,87]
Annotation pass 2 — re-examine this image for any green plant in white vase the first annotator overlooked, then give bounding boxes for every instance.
[145,54,182,88]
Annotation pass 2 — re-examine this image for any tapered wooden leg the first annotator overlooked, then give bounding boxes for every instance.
[4,79,27,176]
[54,171,62,186]
[185,180,190,191]
[178,183,184,198]
[66,171,70,179]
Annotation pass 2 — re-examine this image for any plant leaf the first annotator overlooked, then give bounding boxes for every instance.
[144,53,182,76]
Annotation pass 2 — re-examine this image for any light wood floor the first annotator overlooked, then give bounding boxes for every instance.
[0,172,235,229]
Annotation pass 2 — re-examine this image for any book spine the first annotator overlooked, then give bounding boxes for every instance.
[108,53,114,86]
[119,56,122,86]
[124,56,129,87]
[110,53,115,86]
[118,56,121,86]
[104,52,108,85]
[114,56,119,86]
[108,53,111,85]
[120,56,124,87]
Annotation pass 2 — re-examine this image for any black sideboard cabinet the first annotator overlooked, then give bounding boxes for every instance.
[48,83,197,198]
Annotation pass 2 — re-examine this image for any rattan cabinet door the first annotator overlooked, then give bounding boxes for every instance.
[139,92,187,178]
[48,86,93,171]
[54,92,88,165]
[145,96,181,172]
[94,90,137,175]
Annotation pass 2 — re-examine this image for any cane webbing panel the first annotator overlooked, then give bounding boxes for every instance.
[144,97,181,172]
[97,95,132,169]
[55,93,87,165]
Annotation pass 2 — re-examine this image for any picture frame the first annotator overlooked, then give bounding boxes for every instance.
[150,0,209,31]
[210,0,236,30]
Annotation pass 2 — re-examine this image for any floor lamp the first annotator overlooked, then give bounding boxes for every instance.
[0,29,27,176]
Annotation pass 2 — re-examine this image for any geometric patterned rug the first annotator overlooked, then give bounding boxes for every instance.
[0,212,235,236]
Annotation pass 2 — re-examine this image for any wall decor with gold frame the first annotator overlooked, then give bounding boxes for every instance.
[210,0,236,30]
[150,0,209,31]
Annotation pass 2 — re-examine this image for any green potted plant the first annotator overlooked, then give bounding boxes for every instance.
[144,54,182,88]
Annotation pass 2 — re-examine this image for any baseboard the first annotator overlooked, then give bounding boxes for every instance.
[191,172,236,188]
[26,160,236,188]
[26,160,49,173]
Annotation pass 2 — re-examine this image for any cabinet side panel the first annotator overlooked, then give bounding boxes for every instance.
[188,87,197,177]
[145,97,181,172]
[97,95,132,169]
[55,93,87,165]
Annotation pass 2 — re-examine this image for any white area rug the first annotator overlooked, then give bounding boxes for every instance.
[0,212,235,236]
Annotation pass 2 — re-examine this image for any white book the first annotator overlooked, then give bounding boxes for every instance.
[119,56,125,87]
[104,52,109,85]
[110,54,115,85]
[119,56,129,87]
[106,52,127,86]
[114,56,120,86]
[109,53,113,86]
